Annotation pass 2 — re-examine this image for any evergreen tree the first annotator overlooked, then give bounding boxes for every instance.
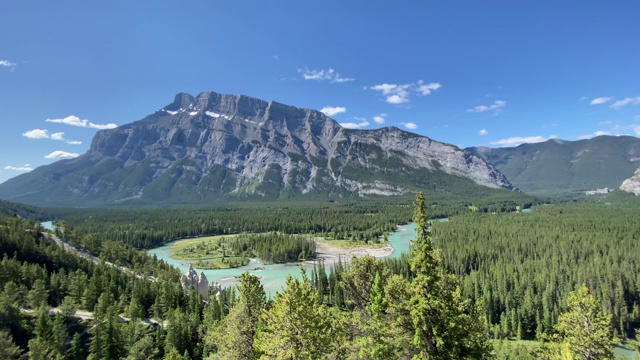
[0,329,25,360]
[208,272,265,359]
[555,284,615,360]
[358,271,396,359]
[256,270,336,359]
[409,192,492,359]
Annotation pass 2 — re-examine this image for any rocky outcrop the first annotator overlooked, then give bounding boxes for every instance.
[0,91,515,206]
[620,168,640,195]
[180,264,209,301]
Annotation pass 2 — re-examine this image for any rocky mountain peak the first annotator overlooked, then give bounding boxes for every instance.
[620,167,640,195]
[0,90,515,206]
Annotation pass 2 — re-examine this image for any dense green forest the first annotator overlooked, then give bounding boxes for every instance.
[51,192,536,249]
[1,193,637,359]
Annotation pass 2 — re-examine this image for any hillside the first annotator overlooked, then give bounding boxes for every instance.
[467,136,640,195]
[0,91,514,206]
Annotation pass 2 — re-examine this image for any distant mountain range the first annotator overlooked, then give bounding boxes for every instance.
[0,91,514,206]
[467,136,640,195]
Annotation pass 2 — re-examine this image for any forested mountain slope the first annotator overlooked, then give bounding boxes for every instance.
[467,135,640,195]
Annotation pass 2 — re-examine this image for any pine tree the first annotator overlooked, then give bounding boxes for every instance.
[358,271,396,359]
[409,192,492,359]
[0,329,25,360]
[208,272,265,359]
[256,269,337,359]
[555,284,615,360]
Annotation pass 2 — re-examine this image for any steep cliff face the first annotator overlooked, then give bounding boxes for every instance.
[620,168,640,195]
[0,91,514,206]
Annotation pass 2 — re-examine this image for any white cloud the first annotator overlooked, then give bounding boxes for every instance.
[320,106,347,117]
[46,115,117,129]
[467,100,507,114]
[340,118,370,129]
[478,129,488,136]
[490,135,557,147]
[23,129,50,139]
[22,129,81,144]
[373,114,387,124]
[610,97,640,110]
[575,131,611,140]
[4,164,33,172]
[298,68,355,83]
[590,97,612,105]
[0,60,16,69]
[50,132,65,141]
[272,55,280,61]
[415,81,442,96]
[370,81,440,104]
[403,122,418,130]
[598,120,613,125]
[44,151,79,159]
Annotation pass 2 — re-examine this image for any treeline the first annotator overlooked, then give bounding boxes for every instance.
[50,192,537,249]
[431,202,640,340]
[229,233,316,264]
[1,195,627,359]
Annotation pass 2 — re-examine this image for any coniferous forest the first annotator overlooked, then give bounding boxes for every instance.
[1,193,638,359]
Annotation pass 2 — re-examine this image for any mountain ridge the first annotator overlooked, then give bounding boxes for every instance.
[467,135,640,194]
[0,91,514,206]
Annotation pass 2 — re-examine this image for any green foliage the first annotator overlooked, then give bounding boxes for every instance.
[256,270,338,359]
[409,192,493,359]
[0,329,25,359]
[555,284,615,359]
[207,273,265,359]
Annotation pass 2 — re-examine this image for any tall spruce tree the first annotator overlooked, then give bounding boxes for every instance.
[409,192,492,360]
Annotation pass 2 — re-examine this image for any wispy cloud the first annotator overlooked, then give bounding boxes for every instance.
[373,114,387,124]
[0,60,16,70]
[22,129,81,144]
[22,129,50,139]
[272,55,280,61]
[402,122,418,130]
[4,164,33,172]
[46,115,117,129]
[610,97,640,110]
[298,68,355,83]
[340,117,370,129]
[575,131,611,140]
[467,100,506,114]
[45,151,79,159]
[590,97,612,105]
[415,81,442,96]
[370,80,441,104]
[478,129,488,136]
[320,106,347,117]
[490,135,557,147]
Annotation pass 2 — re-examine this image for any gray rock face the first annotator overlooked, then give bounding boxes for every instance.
[620,168,640,195]
[0,91,514,205]
[180,264,209,301]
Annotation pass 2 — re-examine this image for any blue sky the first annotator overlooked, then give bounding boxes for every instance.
[1,1,639,184]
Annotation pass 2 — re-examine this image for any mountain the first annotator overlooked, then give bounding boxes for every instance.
[0,91,514,206]
[467,136,640,195]
[620,167,640,195]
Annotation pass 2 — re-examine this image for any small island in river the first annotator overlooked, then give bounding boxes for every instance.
[169,232,394,269]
